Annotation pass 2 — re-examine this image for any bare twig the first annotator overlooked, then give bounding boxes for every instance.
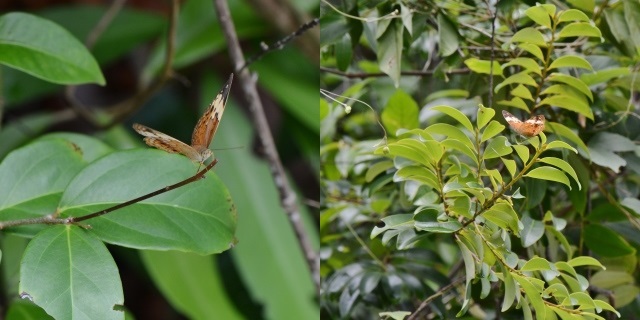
[66,0,179,129]
[86,0,127,49]
[407,277,465,320]
[0,159,218,229]
[213,0,320,292]
[238,18,319,72]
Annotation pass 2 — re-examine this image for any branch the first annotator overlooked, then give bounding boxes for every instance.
[66,0,180,129]
[213,0,320,293]
[320,66,470,78]
[0,159,218,229]
[407,277,465,320]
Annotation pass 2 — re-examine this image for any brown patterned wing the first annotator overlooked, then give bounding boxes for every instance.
[133,123,204,162]
[191,74,233,152]
[524,114,545,137]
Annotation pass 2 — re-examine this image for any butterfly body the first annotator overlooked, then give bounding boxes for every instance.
[502,110,545,137]
[133,74,233,163]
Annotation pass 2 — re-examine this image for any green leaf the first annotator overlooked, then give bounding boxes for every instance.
[525,166,571,189]
[335,33,353,71]
[371,214,414,238]
[425,123,475,151]
[377,19,403,86]
[365,160,394,182]
[566,0,595,13]
[381,90,420,135]
[384,139,442,168]
[477,105,496,130]
[558,22,602,38]
[521,215,545,247]
[512,27,547,47]
[42,133,113,163]
[539,94,594,120]
[438,13,459,57]
[621,198,640,216]
[512,274,547,320]
[521,256,555,272]
[525,6,552,29]
[484,136,512,159]
[548,56,593,71]
[0,139,85,236]
[558,9,591,22]
[513,144,530,163]
[518,43,545,61]
[379,311,412,320]
[464,58,503,76]
[432,105,474,132]
[502,271,517,311]
[414,210,462,233]
[502,57,542,76]
[537,157,581,189]
[587,132,636,173]
[593,300,620,317]
[544,122,588,155]
[580,67,630,86]
[0,12,104,85]
[498,97,530,111]
[141,250,243,320]
[512,84,534,101]
[495,72,538,93]
[481,120,506,142]
[483,202,520,234]
[567,256,605,269]
[19,226,124,320]
[442,139,478,164]
[584,224,636,257]
[502,158,517,178]
[547,73,593,101]
[58,149,237,255]
[5,300,53,320]
[395,166,439,189]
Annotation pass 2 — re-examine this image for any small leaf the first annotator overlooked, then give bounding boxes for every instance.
[381,90,420,135]
[525,6,552,29]
[521,256,555,272]
[502,158,517,178]
[558,22,602,38]
[481,120,506,142]
[431,105,474,132]
[567,256,606,269]
[502,272,518,311]
[0,12,105,85]
[518,43,544,61]
[521,215,545,247]
[484,136,512,159]
[558,9,591,22]
[495,72,538,93]
[525,166,571,189]
[513,145,530,163]
[483,202,520,234]
[512,27,547,47]
[395,166,439,189]
[464,58,503,76]
[537,157,581,189]
[477,105,496,130]
[539,94,593,120]
[548,56,593,71]
[544,122,588,155]
[547,73,593,101]
[502,57,542,75]
[371,213,413,238]
[365,160,394,182]
[512,85,534,101]
[425,123,475,152]
[498,97,529,111]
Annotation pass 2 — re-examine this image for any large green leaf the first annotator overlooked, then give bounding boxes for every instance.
[141,251,243,320]
[0,12,104,85]
[381,90,420,135]
[525,166,571,189]
[57,149,236,254]
[19,226,124,320]
[0,139,86,236]
[377,19,402,86]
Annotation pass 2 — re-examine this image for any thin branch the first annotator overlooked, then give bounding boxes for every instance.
[320,67,470,78]
[86,0,127,49]
[238,18,319,72]
[66,0,179,129]
[0,159,218,230]
[407,277,465,320]
[213,0,320,293]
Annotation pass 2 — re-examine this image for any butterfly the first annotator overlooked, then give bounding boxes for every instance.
[133,74,233,163]
[502,110,545,137]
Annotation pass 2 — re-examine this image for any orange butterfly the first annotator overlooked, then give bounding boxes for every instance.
[502,110,545,137]
[133,74,233,163]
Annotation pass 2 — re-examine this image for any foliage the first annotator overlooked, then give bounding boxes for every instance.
[321,0,640,319]
[0,1,318,319]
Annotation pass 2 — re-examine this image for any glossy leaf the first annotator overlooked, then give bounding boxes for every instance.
[518,43,544,61]
[547,73,593,101]
[431,105,474,132]
[495,72,538,93]
[502,57,541,76]
[558,22,602,38]
[525,6,552,29]
[544,122,588,155]
[476,105,496,130]
[521,215,545,247]
[539,94,593,120]
[20,226,124,320]
[481,120,506,142]
[525,166,571,189]
[558,9,590,22]
[484,136,512,159]
[464,58,503,76]
[58,149,237,254]
[512,28,547,46]
[548,56,593,71]
[521,256,554,272]
[567,256,606,269]
[537,157,581,189]
[0,12,104,85]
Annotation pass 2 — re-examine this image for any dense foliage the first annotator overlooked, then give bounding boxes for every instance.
[320,0,640,319]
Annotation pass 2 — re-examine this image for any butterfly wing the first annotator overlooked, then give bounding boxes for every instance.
[502,110,522,126]
[525,115,545,136]
[133,123,204,161]
[191,74,233,153]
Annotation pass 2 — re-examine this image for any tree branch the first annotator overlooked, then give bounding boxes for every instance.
[213,0,320,293]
